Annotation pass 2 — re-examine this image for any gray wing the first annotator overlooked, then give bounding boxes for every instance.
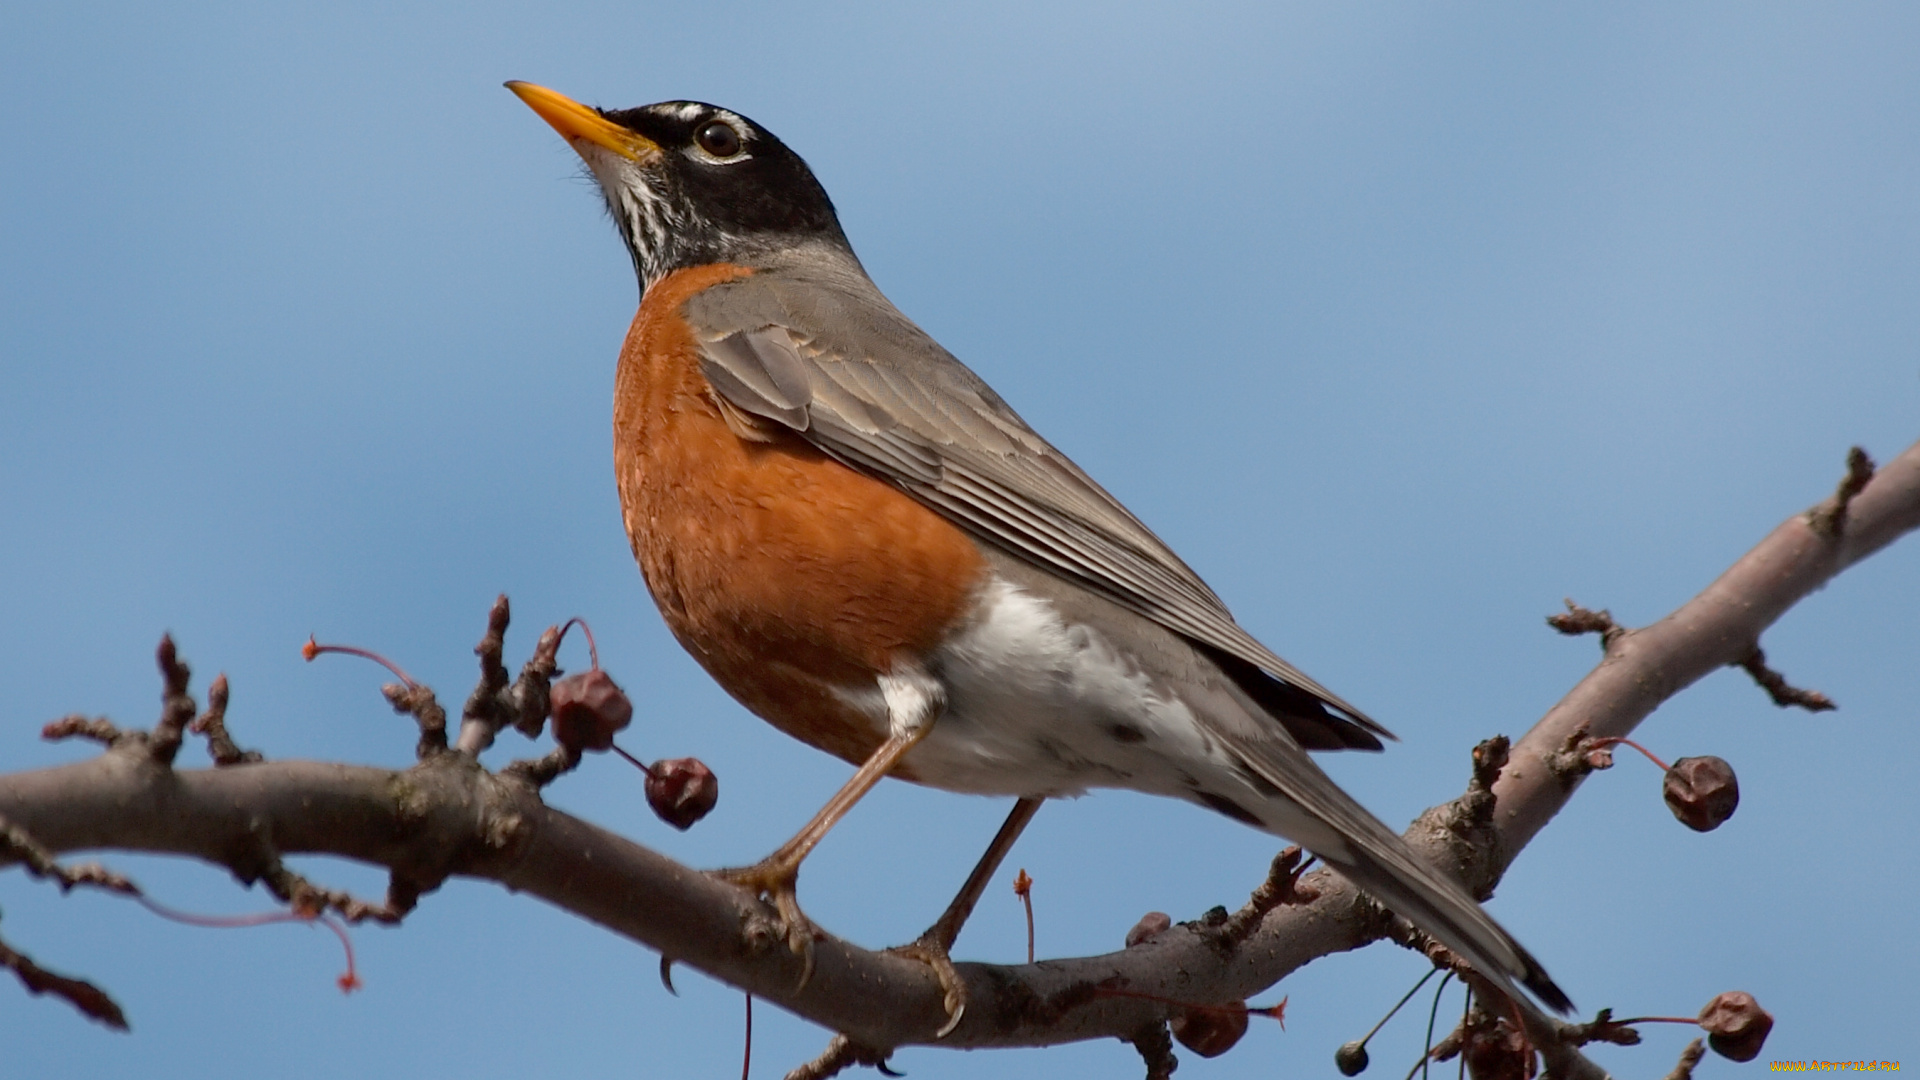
[684,265,1387,738]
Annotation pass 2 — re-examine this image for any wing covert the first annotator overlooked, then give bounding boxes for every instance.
[688,291,1385,737]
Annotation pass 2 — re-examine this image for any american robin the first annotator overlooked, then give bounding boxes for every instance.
[506,81,1572,1022]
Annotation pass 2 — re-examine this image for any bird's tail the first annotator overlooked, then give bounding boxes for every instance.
[1216,732,1572,1014]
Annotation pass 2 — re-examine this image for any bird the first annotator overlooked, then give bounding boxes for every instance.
[506,81,1572,1025]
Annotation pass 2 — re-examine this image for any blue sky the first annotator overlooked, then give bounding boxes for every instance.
[3,2,1915,1076]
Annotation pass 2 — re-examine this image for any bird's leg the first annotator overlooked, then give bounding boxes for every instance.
[714,724,931,986]
[887,795,1044,1037]
[917,796,1044,955]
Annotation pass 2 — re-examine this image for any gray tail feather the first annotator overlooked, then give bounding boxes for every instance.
[1317,839,1572,1013]
[1219,737,1573,1014]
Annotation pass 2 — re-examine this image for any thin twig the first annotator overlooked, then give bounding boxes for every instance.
[383,683,448,759]
[1536,595,1612,638]
[1735,646,1836,711]
[149,635,196,766]
[0,933,128,1030]
[1663,1038,1706,1080]
[0,813,138,897]
[1809,446,1876,537]
[502,744,583,788]
[1220,846,1315,946]
[187,674,262,766]
[41,715,125,746]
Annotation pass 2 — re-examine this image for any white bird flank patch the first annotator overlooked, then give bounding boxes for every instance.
[881,574,1232,798]
[877,664,944,739]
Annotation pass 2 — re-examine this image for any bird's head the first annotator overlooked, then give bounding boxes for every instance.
[507,81,850,290]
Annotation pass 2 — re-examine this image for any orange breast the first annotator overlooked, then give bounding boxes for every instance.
[612,264,988,769]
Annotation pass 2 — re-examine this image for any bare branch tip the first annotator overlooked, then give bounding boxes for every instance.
[155,633,189,695]
[1557,1007,1642,1048]
[502,744,584,788]
[1809,445,1878,537]
[149,634,198,766]
[189,673,262,766]
[1471,736,1511,790]
[1664,1038,1707,1080]
[508,632,562,739]
[1449,734,1514,828]
[1735,647,1837,712]
[1220,845,1315,946]
[459,596,568,753]
[379,682,448,758]
[1546,599,1623,648]
[473,595,511,686]
[40,715,125,746]
[262,859,407,926]
[0,815,137,899]
[0,935,129,1031]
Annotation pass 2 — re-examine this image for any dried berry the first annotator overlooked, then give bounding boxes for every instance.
[1664,755,1739,832]
[1171,1004,1248,1058]
[1125,911,1172,948]
[1335,1039,1371,1076]
[548,669,633,753]
[1699,991,1773,1062]
[646,757,719,830]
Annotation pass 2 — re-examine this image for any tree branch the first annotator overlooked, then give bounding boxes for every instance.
[3,438,1916,1065]
[1488,440,1920,859]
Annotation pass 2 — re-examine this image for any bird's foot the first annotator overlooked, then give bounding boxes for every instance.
[883,933,968,1038]
[712,855,819,988]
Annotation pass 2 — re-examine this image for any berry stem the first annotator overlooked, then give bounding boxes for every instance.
[1592,736,1671,772]
[741,992,753,1080]
[1357,967,1440,1050]
[557,617,601,670]
[611,741,658,778]
[301,638,420,689]
[136,895,359,992]
[1013,868,1035,964]
[1407,971,1454,1080]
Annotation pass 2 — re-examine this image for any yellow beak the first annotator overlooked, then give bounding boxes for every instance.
[505,81,658,161]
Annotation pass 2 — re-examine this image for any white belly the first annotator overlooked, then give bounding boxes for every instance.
[836,574,1230,798]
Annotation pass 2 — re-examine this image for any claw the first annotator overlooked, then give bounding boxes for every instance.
[769,882,818,987]
[886,936,969,1038]
[937,1001,966,1039]
[712,857,819,991]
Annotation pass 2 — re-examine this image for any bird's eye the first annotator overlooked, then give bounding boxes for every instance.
[695,121,743,158]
